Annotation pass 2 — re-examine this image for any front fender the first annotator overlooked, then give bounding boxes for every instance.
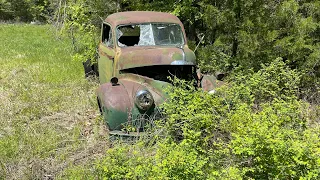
[97,81,133,130]
[97,79,156,130]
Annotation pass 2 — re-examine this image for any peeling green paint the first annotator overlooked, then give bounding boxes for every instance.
[104,105,160,131]
[172,52,183,60]
[162,48,169,55]
[103,107,128,130]
[116,15,128,21]
[184,48,196,62]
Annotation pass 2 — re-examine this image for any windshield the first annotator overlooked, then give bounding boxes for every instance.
[116,23,185,47]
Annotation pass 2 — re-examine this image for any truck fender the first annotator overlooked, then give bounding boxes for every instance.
[96,81,133,130]
[96,79,148,130]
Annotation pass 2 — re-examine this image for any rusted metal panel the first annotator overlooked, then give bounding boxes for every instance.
[118,73,170,105]
[98,43,115,84]
[116,46,196,70]
[105,11,183,29]
[97,11,225,134]
[105,11,187,44]
[97,78,163,112]
[97,82,131,113]
[97,77,169,130]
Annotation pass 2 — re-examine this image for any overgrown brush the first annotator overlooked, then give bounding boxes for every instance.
[54,0,118,63]
[0,24,108,179]
[64,59,320,179]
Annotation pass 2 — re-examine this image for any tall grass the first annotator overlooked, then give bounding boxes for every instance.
[0,24,108,179]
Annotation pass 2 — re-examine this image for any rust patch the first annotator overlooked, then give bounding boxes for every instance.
[105,11,183,27]
[117,46,195,70]
[99,47,114,60]
[105,11,187,43]
[97,83,131,113]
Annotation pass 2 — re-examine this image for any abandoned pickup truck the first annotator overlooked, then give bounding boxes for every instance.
[93,11,222,134]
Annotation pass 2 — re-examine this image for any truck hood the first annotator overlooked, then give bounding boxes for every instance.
[117,46,196,70]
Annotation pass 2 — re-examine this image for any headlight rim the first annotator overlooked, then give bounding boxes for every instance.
[135,89,154,111]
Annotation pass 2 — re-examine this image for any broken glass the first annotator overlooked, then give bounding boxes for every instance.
[117,23,184,47]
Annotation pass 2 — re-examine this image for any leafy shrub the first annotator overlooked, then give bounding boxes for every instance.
[228,101,320,179]
[153,140,209,179]
[54,0,118,63]
[160,59,320,179]
[65,141,208,179]
[95,143,155,179]
[60,1,99,63]
[63,50,320,180]
[197,43,233,74]
[160,78,229,153]
[224,58,301,107]
[0,0,51,21]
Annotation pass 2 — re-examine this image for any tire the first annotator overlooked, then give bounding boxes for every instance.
[97,97,103,115]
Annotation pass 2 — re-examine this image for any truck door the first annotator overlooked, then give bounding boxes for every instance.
[98,23,115,84]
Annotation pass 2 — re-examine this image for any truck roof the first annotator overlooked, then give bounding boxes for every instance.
[105,11,183,27]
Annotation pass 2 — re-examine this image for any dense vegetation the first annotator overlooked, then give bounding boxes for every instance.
[1,0,320,179]
[0,25,108,179]
[2,1,319,96]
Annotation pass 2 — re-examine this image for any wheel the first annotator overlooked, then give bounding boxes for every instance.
[97,97,103,115]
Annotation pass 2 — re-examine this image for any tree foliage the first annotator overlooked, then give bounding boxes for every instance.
[53,0,118,62]
[3,0,317,100]
[120,0,320,101]
[1,0,320,178]
[0,0,51,21]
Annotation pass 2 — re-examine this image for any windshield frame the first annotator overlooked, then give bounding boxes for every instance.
[115,23,186,48]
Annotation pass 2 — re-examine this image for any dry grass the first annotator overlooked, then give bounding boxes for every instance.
[0,24,109,179]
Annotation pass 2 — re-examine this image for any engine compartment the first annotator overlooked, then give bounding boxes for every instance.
[120,65,196,83]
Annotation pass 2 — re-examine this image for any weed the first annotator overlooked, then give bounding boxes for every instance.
[0,24,108,179]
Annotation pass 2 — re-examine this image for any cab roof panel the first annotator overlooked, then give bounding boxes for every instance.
[105,11,183,27]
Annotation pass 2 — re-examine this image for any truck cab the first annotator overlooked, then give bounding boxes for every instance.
[95,11,222,134]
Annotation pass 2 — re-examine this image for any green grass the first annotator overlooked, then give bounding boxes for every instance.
[0,24,108,179]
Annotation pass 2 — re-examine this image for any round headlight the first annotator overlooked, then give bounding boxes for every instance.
[135,90,154,111]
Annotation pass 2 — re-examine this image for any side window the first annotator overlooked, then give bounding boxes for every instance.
[102,24,113,47]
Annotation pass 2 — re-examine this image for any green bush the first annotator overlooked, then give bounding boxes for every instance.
[61,1,98,62]
[63,49,320,179]
[225,58,301,106]
[56,0,118,63]
[229,101,320,179]
[65,141,209,179]
[160,59,320,179]
[0,0,51,21]
[95,143,155,179]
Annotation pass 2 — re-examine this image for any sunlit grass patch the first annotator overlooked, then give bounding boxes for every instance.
[0,24,108,179]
